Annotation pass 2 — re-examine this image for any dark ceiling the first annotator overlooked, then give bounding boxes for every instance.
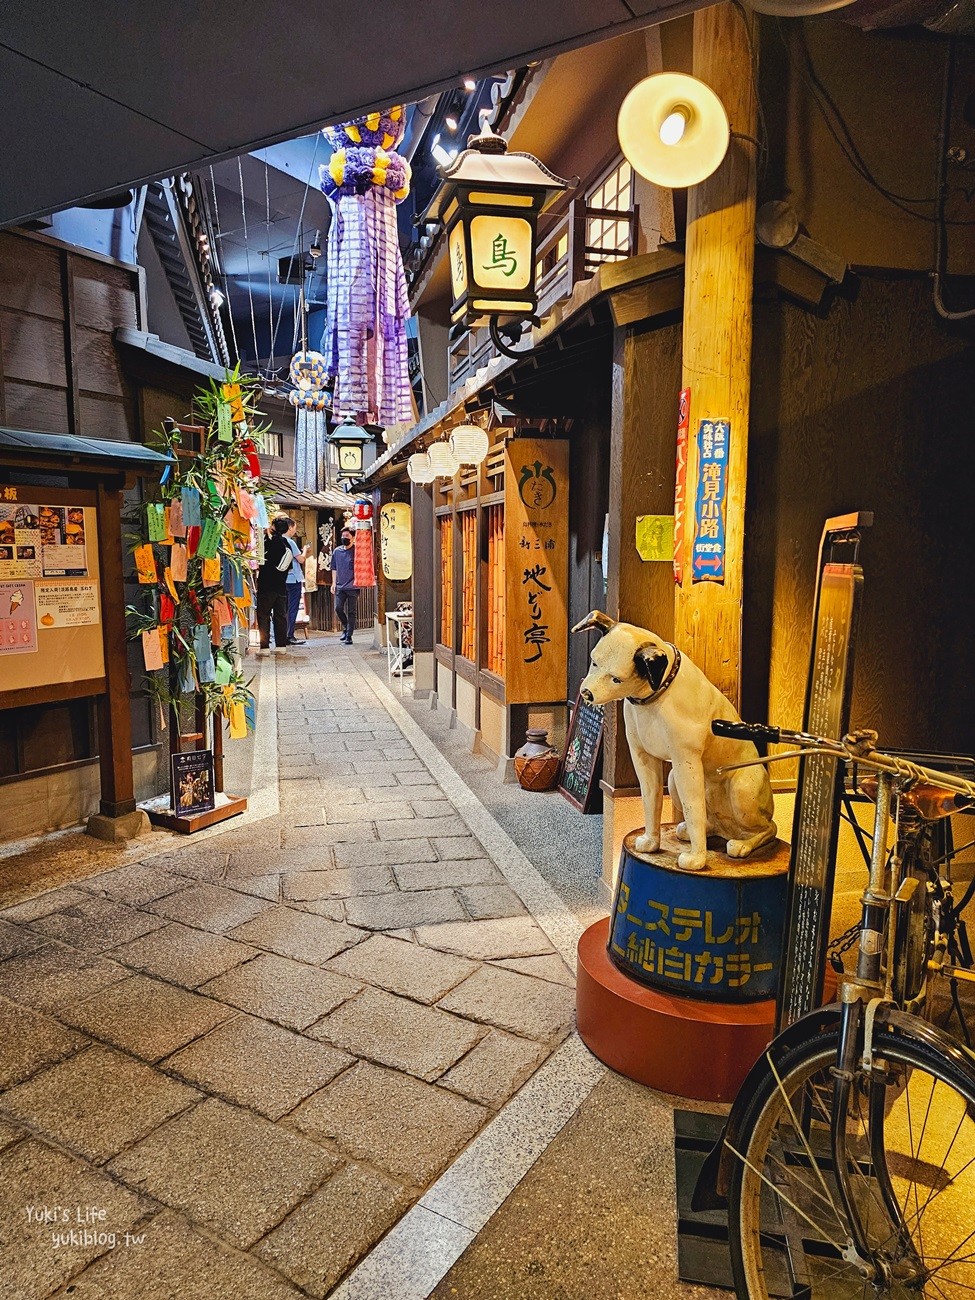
[0,0,699,228]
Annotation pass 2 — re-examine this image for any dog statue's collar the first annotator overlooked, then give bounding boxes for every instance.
[626,645,682,706]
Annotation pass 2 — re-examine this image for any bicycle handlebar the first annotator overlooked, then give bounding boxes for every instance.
[712,719,975,804]
[712,719,781,745]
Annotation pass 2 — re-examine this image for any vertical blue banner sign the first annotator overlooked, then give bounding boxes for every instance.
[691,418,730,584]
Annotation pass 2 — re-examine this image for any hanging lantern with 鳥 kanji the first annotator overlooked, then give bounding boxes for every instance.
[432,122,573,329]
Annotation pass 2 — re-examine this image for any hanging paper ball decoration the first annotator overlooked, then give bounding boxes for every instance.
[289,350,328,391]
[352,498,374,521]
[407,452,435,483]
[428,441,459,478]
[289,389,331,411]
[449,424,490,466]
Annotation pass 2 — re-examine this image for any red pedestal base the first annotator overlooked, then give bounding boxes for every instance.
[576,917,776,1103]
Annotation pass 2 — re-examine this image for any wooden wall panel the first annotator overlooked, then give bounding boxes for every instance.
[0,311,67,387]
[2,379,70,433]
[746,276,975,753]
[72,266,139,331]
[0,235,63,319]
[79,393,133,442]
[76,325,128,396]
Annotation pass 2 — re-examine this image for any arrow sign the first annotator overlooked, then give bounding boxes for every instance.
[691,419,729,585]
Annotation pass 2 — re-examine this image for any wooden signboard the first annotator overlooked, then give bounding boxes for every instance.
[503,439,569,705]
[777,513,870,1031]
[0,486,105,704]
[558,690,605,813]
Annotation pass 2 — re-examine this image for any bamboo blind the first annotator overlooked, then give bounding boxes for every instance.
[460,509,478,662]
[485,502,505,677]
[439,516,453,648]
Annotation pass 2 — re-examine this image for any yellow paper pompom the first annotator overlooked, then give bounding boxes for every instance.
[345,123,361,144]
[365,112,381,132]
[329,150,346,184]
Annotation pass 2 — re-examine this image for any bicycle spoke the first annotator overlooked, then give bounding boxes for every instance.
[726,1140,851,1254]
[906,1104,970,1238]
[767,1053,844,1226]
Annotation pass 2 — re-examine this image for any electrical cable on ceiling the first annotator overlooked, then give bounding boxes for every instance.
[268,130,323,366]
[207,164,242,366]
[263,152,276,382]
[237,155,263,368]
[778,19,975,226]
[729,0,770,180]
[933,38,975,320]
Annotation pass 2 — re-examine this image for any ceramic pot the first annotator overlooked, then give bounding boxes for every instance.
[514,728,560,792]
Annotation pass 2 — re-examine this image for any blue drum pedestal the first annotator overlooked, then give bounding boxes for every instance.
[608,825,790,1003]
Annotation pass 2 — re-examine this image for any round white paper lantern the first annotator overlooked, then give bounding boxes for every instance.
[449,423,490,466]
[407,452,435,483]
[428,441,459,478]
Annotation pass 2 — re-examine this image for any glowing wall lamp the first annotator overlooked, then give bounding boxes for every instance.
[618,73,730,189]
[433,123,573,333]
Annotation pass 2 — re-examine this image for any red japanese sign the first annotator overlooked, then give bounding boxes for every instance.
[674,387,690,586]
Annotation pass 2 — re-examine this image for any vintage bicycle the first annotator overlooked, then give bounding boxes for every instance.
[694,719,975,1299]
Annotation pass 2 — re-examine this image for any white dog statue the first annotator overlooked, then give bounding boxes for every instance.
[575,612,777,873]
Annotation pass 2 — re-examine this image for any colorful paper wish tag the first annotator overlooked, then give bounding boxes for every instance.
[186,525,201,559]
[134,544,157,584]
[160,593,175,624]
[169,497,185,538]
[214,652,233,686]
[217,401,233,443]
[201,556,222,587]
[221,554,244,598]
[163,568,180,604]
[229,699,247,739]
[181,485,202,528]
[177,659,196,694]
[142,628,164,671]
[170,542,188,583]
[158,625,170,664]
[193,625,216,682]
[244,695,256,733]
[254,528,265,564]
[221,383,246,425]
[254,493,269,529]
[197,517,222,559]
[147,502,167,542]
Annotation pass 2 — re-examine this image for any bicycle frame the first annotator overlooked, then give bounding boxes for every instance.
[708,723,975,1285]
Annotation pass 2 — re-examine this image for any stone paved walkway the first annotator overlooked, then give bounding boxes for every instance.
[0,640,576,1299]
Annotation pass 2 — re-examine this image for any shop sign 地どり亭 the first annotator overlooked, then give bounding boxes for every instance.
[504,439,568,705]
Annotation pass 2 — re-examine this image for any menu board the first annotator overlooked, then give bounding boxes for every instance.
[0,488,104,698]
[0,501,89,581]
[558,690,605,813]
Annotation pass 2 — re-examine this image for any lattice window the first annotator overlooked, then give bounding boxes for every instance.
[586,158,633,263]
[438,516,453,648]
[460,509,478,662]
[485,503,505,678]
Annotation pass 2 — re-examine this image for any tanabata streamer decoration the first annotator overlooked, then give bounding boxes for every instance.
[320,107,414,428]
[126,370,270,740]
[289,349,332,493]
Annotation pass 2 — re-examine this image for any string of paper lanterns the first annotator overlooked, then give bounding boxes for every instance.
[406,422,490,483]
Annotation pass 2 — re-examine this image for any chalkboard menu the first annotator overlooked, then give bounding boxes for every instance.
[777,535,867,1031]
[559,691,604,813]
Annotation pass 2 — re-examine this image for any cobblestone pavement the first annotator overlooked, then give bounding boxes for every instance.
[0,641,576,1299]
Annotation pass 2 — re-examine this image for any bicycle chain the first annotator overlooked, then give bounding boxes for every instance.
[828,920,862,970]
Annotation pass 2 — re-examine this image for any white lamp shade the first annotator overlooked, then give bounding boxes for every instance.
[407,452,435,483]
[449,424,490,466]
[428,442,460,477]
[618,73,730,189]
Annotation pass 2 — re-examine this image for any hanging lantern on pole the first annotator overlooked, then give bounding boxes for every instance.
[407,452,435,484]
[449,423,490,466]
[328,414,376,481]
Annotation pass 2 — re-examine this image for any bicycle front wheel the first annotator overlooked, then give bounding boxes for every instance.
[729,1028,975,1298]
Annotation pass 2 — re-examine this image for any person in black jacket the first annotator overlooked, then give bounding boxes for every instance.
[256,516,292,656]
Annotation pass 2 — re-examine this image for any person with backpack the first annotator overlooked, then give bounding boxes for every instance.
[255,515,293,657]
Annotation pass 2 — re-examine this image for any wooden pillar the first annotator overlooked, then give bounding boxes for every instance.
[410,478,436,697]
[95,480,137,817]
[599,323,682,902]
[675,2,759,708]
